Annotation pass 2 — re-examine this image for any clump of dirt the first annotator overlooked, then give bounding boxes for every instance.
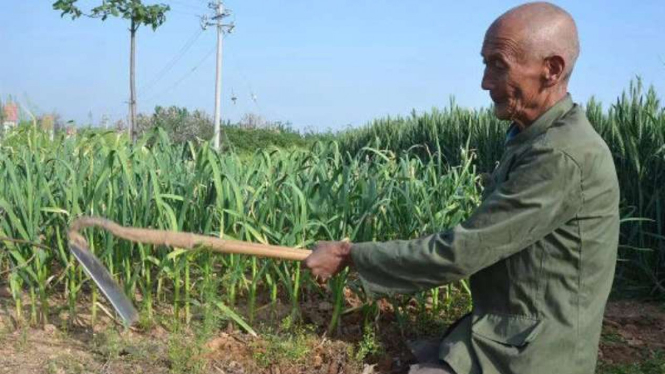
[203,331,360,374]
[599,301,665,365]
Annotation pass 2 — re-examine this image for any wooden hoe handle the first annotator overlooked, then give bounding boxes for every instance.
[68,217,312,261]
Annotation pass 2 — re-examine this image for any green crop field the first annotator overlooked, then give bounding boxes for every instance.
[0,122,479,332]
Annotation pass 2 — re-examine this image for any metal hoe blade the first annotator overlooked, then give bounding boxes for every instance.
[69,241,138,326]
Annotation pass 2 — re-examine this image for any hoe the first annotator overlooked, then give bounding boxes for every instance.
[68,216,311,326]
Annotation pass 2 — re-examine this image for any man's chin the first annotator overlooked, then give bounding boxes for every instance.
[492,105,512,120]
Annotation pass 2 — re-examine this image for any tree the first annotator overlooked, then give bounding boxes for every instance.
[136,105,214,144]
[239,112,267,130]
[53,0,170,143]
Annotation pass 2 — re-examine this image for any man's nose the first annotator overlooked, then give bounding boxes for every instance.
[481,68,492,91]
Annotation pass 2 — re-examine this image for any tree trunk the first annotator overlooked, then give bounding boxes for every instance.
[129,20,137,143]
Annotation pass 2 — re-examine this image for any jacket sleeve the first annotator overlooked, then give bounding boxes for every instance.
[350,146,583,296]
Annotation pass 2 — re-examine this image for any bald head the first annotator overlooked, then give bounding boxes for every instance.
[480,2,581,125]
[488,2,580,82]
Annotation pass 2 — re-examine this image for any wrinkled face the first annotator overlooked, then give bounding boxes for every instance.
[481,26,543,123]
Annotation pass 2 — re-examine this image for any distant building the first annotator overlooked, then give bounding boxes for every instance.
[2,102,18,132]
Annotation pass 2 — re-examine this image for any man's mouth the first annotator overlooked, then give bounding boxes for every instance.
[490,93,507,105]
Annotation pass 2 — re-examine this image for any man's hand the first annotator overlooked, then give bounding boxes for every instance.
[303,240,353,282]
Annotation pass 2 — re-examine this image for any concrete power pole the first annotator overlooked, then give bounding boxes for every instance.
[202,1,234,151]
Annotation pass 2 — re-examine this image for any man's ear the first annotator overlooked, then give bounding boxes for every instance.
[543,55,566,86]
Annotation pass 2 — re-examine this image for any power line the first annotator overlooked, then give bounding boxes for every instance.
[142,45,216,104]
[138,28,204,96]
[169,9,200,17]
[226,59,281,123]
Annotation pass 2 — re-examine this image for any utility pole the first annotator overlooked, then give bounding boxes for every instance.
[201,1,234,151]
[129,18,137,143]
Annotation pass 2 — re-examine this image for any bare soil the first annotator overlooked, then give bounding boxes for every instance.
[0,290,662,374]
[598,301,665,366]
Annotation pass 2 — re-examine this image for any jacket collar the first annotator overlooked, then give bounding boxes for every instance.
[505,94,574,148]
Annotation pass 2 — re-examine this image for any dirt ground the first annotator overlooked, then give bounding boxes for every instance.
[597,301,665,370]
[0,293,663,374]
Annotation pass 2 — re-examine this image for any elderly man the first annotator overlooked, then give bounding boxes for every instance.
[304,2,619,374]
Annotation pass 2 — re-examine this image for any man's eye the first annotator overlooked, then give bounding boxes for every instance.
[493,60,505,69]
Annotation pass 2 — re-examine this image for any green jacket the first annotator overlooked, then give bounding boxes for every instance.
[351,95,619,374]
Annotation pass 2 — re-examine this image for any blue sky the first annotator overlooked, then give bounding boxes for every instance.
[1,1,663,131]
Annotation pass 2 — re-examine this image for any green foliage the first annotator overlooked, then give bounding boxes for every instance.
[354,325,383,362]
[597,350,665,374]
[215,301,257,336]
[53,0,170,31]
[251,325,316,368]
[46,356,86,374]
[167,331,208,374]
[0,124,478,333]
[337,100,507,174]
[137,106,214,144]
[92,328,125,360]
[586,80,665,297]
[0,98,5,123]
[136,105,328,152]
[222,122,322,154]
